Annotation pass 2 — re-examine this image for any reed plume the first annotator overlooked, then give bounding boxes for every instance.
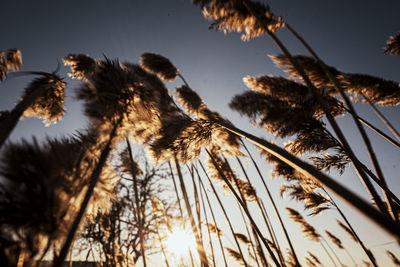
[385,32,400,55]
[63,54,96,81]
[230,91,329,143]
[233,80,351,174]
[270,54,338,93]
[242,73,344,118]
[325,230,343,249]
[305,257,317,267]
[22,75,66,126]
[286,207,320,242]
[0,49,22,81]
[176,82,243,156]
[176,84,206,116]
[205,222,222,236]
[336,220,357,242]
[340,73,400,106]
[310,153,350,175]
[387,250,400,266]
[199,0,284,41]
[5,49,22,70]
[243,75,308,103]
[307,251,321,265]
[226,247,249,266]
[194,0,400,234]
[206,148,256,202]
[281,184,330,216]
[150,115,214,162]
[285,249,297,267]
[140,53,178,82]
[141,52,243,157]
[0,71,67,148]
[271,54,400,106]
[230,88,344,160]
[234,233,251,245]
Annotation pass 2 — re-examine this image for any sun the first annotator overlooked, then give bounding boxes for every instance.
[165,227,197,256]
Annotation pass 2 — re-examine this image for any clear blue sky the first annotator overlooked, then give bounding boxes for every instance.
[1,0,400,266]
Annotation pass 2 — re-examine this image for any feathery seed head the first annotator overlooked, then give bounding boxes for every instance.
[77,58,136,121]
[119,147,143,178]
[199,108,243,155]
[305,257,317,267]
[5,49,22,70]
[271,54,400,106]
[140,53,178,82]
[243,75,309,104]
[0,49,22,81]
[234,233,251,244]
[206,222,223,235]
[202,0,284,41]
[206,148,254,200]
[285,249,297,267]
[226,247,246,265]
[150,116,214,162]
[280,184,330,215]
[22,74,66,126]
[337,220,357,242]
[0,57,6,81]
[308,251,321,265]
[175,83,242,154]
[230,90,324,138]
[325,230,344,249]
[176,85,206,115]
[286,207,320,242]
[385,32,400,55]
[311,152,350,175]
[284,126,340,156]
[387,250,400,266]
[270,54,339,93]
[63,54,96,80]
[340,73,400,106]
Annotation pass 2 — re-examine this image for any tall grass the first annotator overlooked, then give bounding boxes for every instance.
[1,1,400,266]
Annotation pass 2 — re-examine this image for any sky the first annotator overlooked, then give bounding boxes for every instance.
[1,0,400,266]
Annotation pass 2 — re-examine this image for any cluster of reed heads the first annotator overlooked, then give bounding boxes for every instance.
[1,0,400,266]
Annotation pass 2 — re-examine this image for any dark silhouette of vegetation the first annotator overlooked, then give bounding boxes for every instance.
[1,1,400,266]
[78,150,173,266]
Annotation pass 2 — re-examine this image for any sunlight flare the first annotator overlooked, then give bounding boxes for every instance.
[165,227,197,256]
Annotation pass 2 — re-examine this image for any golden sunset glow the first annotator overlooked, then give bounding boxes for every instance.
[165,227,197,256]
[1,1,399,266]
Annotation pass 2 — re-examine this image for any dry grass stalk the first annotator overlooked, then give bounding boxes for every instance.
[197,171,228,267]
[387,250,400,266]
[199,160,251,267]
